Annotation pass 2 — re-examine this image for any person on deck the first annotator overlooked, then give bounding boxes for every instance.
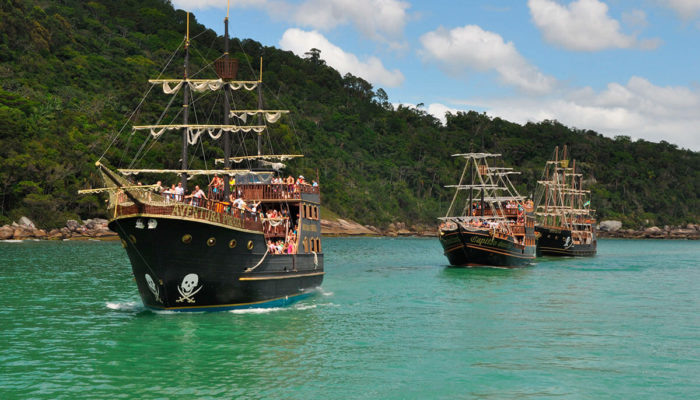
[209,174,223,200]
[174,182,185,202]
[187,185,207,206]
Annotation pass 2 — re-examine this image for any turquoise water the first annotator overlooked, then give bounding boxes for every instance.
[0,238,698,399]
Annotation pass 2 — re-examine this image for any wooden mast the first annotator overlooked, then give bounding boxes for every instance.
[257,57,263,157]
[181,12,191,191]
[223,3,231,199]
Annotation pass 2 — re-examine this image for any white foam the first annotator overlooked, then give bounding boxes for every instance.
[229,307,284,314]
[106,301,140,311]
[293,304,318,310]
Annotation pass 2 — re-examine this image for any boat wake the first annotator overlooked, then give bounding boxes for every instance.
[106,301,142,312]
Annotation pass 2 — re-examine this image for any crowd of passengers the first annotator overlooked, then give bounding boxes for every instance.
[138,177,306,255]
[207,174,318,201]
[266,228,298,255]
[145,173,319,205]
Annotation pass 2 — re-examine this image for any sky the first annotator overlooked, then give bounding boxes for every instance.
[171,0,700,151]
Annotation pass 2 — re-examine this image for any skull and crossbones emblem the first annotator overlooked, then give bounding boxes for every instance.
[176,273,202,303]
[564,236,573,249]
[144,274,163,304]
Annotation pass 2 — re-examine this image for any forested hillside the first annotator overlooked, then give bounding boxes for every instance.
[1,0,698,229]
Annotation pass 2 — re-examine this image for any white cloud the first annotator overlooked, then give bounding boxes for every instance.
[172,0,261,9]
[285,0,409,45]
[427,103,460,124]
[528,0,660,51]
[449,77,700,150]
[279,29,404,87]
[661,0,700,17]
[172,0,410,47]
[419,25,557,94]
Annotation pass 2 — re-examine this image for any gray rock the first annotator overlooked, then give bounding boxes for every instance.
[644,226,662,234]
[66,220,81,232]
[599,220,622,232]
[18,216,36,229]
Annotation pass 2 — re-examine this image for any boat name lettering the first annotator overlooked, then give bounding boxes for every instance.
[171,204,243,228]
[470,236,510,249]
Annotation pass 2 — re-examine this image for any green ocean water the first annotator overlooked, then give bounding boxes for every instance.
[0,238,698,399]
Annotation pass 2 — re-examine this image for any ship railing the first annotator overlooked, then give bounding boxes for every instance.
[262,217,289,237]
[236,183,320,201]
[112,194,263,231]
[510,225,526,235]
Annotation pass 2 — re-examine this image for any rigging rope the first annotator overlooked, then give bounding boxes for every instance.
[99,38,185,163]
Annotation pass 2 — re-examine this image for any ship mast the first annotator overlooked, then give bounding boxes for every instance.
[181,12,191,191]
[223,4,231,199]
[257,59,263,157]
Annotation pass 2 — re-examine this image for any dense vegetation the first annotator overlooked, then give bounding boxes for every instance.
[1,0,698,229]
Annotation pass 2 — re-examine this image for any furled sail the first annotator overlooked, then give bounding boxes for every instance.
[117,168,260,176]
[149,79,258,93]
[214,154,304,164]
[230,110,289,124]
[132,124,268,143]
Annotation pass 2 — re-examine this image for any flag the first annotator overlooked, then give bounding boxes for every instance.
[584,200,591,207]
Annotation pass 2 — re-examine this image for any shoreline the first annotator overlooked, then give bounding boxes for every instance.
[2,218,698,241]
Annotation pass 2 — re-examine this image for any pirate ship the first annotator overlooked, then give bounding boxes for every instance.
[533,146,597,256]
[438,153,537,267]
[80,10,323,311]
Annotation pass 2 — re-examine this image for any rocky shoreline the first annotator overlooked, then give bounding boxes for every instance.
[321,218,700,240]
[0,217,117,241]
[596,220,699,240]
[1,217,698,241]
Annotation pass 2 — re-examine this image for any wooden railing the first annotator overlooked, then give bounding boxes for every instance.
[236,183,319,201]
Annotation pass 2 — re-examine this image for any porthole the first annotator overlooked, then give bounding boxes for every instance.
[121,239,127,248]
[247,240,254,250]
[207,237,216,247]
[129,234,137,244]
[182,234,192,244]
[229,239,237,248]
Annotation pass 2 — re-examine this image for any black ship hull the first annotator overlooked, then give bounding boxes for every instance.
[535,226,597,257]
[109,216,324,311]
[439,227,536,268]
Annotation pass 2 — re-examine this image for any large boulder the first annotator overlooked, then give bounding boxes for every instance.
[0,225,13,240]
[48,229,64,239]
[599,220,622,232]
[18,216,36,229]
[66,220,81,232]
[12,228,29,240]
[644,226,662,234]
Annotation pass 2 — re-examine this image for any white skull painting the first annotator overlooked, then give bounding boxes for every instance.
[147,219,157,229]
[564,236,572,248]
[176,273,202,303]
[135,219,145,229]
[144,273,162,303]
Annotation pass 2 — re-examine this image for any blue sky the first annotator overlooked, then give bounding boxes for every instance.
[173,0,700,150]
